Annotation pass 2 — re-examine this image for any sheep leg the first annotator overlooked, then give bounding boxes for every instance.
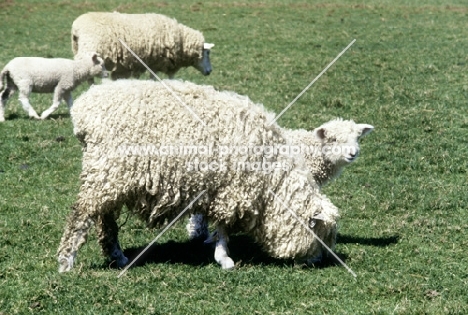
[40,87,65,119]
[95,212,128,268]
[214,224,235,270]
[0,90,6,122]
[57,204,95,273]
[0,74,17,121]
[18,92,40,120]
[65,91,73,110]
[186,213,209,240]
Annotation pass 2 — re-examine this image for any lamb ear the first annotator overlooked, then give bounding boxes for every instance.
[358,124,374,137]
[313,127,326,140]
[204,43,215,50]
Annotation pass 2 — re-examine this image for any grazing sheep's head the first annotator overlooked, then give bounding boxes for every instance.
[195,43,214,75]
[313,118,374,167]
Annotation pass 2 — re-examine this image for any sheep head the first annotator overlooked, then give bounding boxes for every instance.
[312,118,373,167]
[195,43,214,76]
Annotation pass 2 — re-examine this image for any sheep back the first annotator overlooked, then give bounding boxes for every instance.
[72,80,287,225]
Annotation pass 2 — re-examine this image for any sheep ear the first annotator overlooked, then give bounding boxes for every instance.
[313,127,326,140]
[204,43,215,50]
[358,124,374,137]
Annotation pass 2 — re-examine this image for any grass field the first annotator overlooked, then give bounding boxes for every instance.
[1,0,468,314]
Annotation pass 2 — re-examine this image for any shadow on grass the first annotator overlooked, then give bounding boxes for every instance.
[99,234,349,271]
[4,113,70,121]
[337,234,399,246]
[4,113,21,121]
[47,113,70,120]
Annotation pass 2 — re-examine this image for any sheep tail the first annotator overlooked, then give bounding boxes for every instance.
[0,69,8,92]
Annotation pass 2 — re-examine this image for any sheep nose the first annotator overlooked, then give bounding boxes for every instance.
[349,151,358,160]
[205,69,212,75]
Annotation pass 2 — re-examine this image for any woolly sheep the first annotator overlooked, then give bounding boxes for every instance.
[57,79,341,272]
[186,119,373,266]
[285,119,374,186]
[0,52,106,122]
[71,12,214,80]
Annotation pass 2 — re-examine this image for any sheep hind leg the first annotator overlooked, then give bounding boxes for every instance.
[214,224,235,270]
[186,213,209,241]
[95,212,128,268]
[0,89,7,122]
[0,74,17,121]
[57,204,95,273]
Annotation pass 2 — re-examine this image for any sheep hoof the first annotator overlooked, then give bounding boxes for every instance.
[220,257,235,270]
[58,255,74,273]
[110,246,129,267]
[116,256,129,268]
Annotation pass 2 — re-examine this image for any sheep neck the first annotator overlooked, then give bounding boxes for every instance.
[311,157,342,187]
[71,59,93,86]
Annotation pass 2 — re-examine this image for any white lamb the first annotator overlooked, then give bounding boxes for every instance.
[71,12,214,80]
[0,52,106,122]
[57,79,345,272]
[186,119,373,266]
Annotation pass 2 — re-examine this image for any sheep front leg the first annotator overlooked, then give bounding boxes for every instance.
[18,93,40,120]
[214,224,235,270]
[57,204,95,273]
[65,91,73,110]
[95,212,128,268]
[40,87,65,119]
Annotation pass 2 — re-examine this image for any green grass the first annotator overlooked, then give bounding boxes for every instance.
[1,0,468,314]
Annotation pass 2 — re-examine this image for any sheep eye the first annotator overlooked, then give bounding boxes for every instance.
[329,137,337,142]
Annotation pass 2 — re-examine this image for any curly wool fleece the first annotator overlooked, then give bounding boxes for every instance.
[57,79,339,272]
[72,12,209,78]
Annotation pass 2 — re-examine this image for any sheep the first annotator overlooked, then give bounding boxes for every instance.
[57,79,342,272]
[285,119,374,186]
[71,12,214,80]
[186,119,374,265]
[188,119,374,240]
[0,52,106,122]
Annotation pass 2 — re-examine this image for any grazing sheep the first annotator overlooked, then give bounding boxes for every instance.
[71,12,214,80]
[0,52,106,122]
[57,79,341,272]
[187,119,373,265]
[188,119,374,239]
